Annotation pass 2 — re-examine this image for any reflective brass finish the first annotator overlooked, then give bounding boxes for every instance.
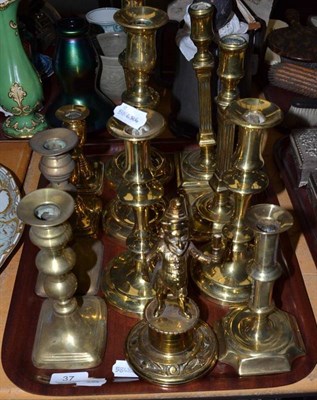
[17,188,107,369]
[103,111,166,317]
[215,204,306,375]
[126,197,217,384]
[114,6,168,109]
[192,98,283,304]
[30,128,104,296]
[179,2,216,189]
[191,35,248,241]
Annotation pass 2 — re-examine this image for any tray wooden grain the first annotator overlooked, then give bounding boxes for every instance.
[2,142,317,398]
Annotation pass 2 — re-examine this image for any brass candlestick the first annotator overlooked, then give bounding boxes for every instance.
[215,203,306,375]
[178,2,216,191]
[102,110,165,317]
[126,197,217,385]
[17,188,107,369]
[191,34,248,241]
[191,98,283,304]
[30,128,104,296]
[115,6,168,109]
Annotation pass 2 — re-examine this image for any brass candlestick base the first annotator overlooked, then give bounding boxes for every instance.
[17,188,107,369]
[126,298,217,385]
[215,204,305,375]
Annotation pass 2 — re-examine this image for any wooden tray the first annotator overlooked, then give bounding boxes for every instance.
[2,141,317,398]
[274,135,317,267]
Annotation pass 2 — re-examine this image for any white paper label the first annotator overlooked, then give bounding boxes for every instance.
[114,103,147,130]
[50,372,106,386]
[50,372,89,385]
[112,360,139,378]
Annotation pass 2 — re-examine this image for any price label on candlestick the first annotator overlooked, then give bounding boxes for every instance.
[114,103,147,130]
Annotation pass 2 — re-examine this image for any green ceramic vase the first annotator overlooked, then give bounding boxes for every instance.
[0,0,47,138]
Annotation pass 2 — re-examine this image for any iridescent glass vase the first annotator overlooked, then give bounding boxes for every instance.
[46,17,114,135]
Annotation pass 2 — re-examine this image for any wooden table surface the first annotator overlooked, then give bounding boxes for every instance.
[0,134,316,399]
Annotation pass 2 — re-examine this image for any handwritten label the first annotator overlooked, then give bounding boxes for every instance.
[114,103,147,130]
[112,360,139,378]
[50,372,106,387]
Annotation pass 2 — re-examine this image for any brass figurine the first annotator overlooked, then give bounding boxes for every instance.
[215,203,306,375]
[191,98,283,304]
[103,110,166,317]
[126,197,218,385]
[17,188,107,369]
[191,34,248,241]
[178,2,216,191]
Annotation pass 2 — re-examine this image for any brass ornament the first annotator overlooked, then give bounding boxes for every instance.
[126,197,218,385]
[17,188,107,369]
[215,203,306,375]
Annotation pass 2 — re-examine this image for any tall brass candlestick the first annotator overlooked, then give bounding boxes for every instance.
[191,34,247,241]
[191,98,283,304]
[115,6,168,109]
[17,188,107,369]
[215,204,306,375]
[103,110,165,317]
[179,2,216,189]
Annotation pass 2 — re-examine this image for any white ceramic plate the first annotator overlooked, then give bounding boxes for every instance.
[0,165,24,268]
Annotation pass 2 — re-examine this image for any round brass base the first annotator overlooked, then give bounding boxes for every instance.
[126,302,217,385]
[215,307,306,376]
[191,258,251,304]
[181,149,215,182]
[102,250,154,317]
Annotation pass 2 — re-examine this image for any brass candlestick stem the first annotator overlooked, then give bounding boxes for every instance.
[179,2,216,190]
[192,98,283,304]
[191,34,247,241]
[30,128,104,296]
[102,111,165,317]
[17,188,107,369]
[115,6,168,109]
[215,203,306,375]
[126,197,217,385]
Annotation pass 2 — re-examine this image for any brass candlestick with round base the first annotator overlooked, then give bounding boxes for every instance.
[191,34,248,242]
[191,98,283,304]
[126,197,218,385]
[17,188,107,369]
[178,2,216,192]
[102,110,165,317]
[215,204,306,375]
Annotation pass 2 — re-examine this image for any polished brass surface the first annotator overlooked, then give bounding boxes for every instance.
[125,197,218,385]
[192,98,283,304]
[215,204,306,375]
[114,6,168,109]
[17,188,107,369]
[179,2,216,189]
[102,111,166,317]
[56,104,103,237]
[191,34,248,241]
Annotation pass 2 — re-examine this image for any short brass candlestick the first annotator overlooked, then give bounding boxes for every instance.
[215,203,306,375]
[179,2,216,192]
[191,98,283,304]
[103,111,165,317]
[191,34,247,241]
[17,188,107,369]
[30,128,104,296]
[126,197,217,385]
[114,6,168,109]
[55,104,104,196]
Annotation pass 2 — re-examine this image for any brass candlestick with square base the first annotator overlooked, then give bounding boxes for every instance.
[17,188,107,369]
[215,203,306,375]
[126,197,218,385]
[191,98,283,304]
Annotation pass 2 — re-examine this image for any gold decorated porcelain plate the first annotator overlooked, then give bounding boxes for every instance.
[0,165,24,268]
